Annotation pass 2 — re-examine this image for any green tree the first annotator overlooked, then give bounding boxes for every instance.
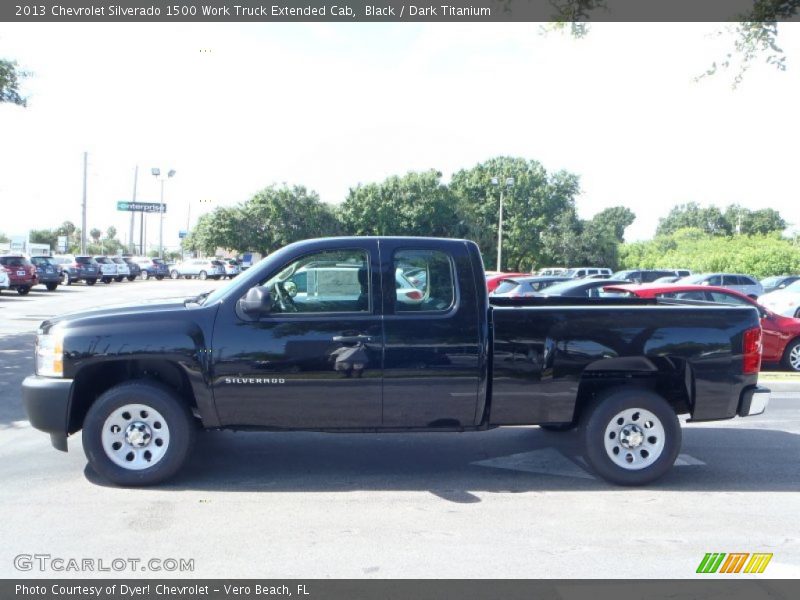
[724,204,786,235]
[89,228,102,244]
[450,156,581,271]
[338,170,463,238]
[0,59,28,106]
[28,229,58,248]
[589,206,636,242]
[106,226,117,240]
[656,202,732,237]
[0,232,9,244]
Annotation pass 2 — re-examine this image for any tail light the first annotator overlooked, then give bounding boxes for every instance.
[72,262,81,268]
[742,326,762,375]
[404,290,423,301]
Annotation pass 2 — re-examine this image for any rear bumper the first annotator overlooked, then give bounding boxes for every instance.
[22,375,74,451]
[738,386,770,417]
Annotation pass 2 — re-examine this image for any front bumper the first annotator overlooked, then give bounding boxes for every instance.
[738,386,771,417]
[22,375,74,451]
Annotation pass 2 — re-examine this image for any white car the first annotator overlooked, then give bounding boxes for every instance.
[111,257,130,282]
[0,267,9,292]
[223,259,241,278]
[93,256,118,284]
[758,280,800,318]
[170,258,226,280]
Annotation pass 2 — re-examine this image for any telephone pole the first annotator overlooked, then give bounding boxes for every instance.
[81,152,88,254]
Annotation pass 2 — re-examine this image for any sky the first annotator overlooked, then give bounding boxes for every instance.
[1,22,799,251]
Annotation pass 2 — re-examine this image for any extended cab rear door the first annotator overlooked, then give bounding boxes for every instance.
[379,240,483,427]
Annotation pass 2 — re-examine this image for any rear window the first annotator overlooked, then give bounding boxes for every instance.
[211,260,225,266]
[76,256,95,264]
[94,257,110,264]
[495,280,520,294]
[0,256,30,266]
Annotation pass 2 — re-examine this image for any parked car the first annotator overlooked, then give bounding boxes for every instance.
[134,257,169,280]
[30,256,61,291]
[122,257,141,281]
[677,273,763,299]
[110,257,130,282]
[535,278,630,298]
[490,276,571,297]
[0,255,37,295]
[611,269,682,284]
[605,283,800,373]
[170,258,226,280]
[759,280,800,319]
[52,255,99,286]
[22,236,769,486]
[222,258,241,279]
[93,256,118,284]
[563,267,613,279]
[486,272,529,292]
[761,275,800,295]
[536,267,567,277]
[0,266,9,293]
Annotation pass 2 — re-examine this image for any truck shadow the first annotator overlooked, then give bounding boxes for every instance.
[0,333,35,428]
[86,424,800,498]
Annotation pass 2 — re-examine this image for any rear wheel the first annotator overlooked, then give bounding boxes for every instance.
[17,286,30,296]
[114,276,124,282]
[155,275,164,281]
[783,339,800,373]
[86,278,97,286]
[82,381,196,486]
[102,277,112,284]
[62,272,72,285]
[46,282,58,291]
[127,275,136,281]
[198,270,207,280]
[170,270,179,280]
[580,388,681,486]
[141,271,150,280]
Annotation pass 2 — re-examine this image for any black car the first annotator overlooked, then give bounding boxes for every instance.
[537,278,631,298]
[612,269,682,284]
[30,256,61,291]
[53,255,99,286]
[761,275,800,294]
[122,257,141,281]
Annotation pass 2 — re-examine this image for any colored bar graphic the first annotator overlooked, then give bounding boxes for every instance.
[697,553,726,573]
[720,553,749,573]
[744,553,773,574]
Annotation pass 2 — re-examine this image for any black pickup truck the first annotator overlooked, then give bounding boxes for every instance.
[22,237,770,486]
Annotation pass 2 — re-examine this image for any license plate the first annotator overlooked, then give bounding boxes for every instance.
[46,268,54,273]
[17,270,25,276]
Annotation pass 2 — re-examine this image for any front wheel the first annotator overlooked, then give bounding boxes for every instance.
[127,275,136,282]
[86,278,97,286]
[141,271,150,280]
[62,272,72,285]
[102,277,112,284]
[17,286,30,296]
[580,388,681,486]
[46,282,58,291]
[155,275,164,281]
[170,270,179,280]
[82,381,196,486]
[115,276,124,282]
[198,270,207,280]
[783,339,800,373]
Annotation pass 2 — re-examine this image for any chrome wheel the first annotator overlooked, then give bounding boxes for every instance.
[604,408,665,471]
[789,344,800,372]
[101,403,170,470]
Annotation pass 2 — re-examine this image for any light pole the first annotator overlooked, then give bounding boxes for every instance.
[491,176,515,272]
[151,167,176,259]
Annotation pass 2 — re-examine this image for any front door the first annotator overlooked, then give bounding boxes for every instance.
[211,241,384,428]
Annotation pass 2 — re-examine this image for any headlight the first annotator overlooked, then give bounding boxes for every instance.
[36,330,64,378]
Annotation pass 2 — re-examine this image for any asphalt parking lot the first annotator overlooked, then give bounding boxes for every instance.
[1,280,799,578]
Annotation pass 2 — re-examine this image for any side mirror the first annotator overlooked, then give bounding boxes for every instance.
[238,286,272,318]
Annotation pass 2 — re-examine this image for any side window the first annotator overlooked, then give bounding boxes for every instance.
[708,291,750,306]
[261,249,370,314]
[708,275,723,286]
[739,276,755,286]
[393,249,455,313]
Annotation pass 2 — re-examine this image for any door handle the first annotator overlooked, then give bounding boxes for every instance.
[332,335,373,343]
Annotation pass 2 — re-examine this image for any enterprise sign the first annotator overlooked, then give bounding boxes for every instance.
[117,201,166,213]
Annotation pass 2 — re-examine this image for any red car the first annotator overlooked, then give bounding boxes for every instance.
[0,255,38,295]
[605,283,800,372]
[486,272,529,293]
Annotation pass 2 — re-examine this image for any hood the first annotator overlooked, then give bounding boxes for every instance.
[40,295,198,333]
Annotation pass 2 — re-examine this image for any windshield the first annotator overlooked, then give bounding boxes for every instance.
[538,280,586,295]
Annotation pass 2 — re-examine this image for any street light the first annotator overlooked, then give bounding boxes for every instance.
[151,167,176,259]
[491,176,515,271]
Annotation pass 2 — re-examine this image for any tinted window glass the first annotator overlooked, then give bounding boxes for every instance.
[707,291,750,306]
[494,280,520,294]
[0,257,29,267]
[708,275,723,285]
[393,249,454,312]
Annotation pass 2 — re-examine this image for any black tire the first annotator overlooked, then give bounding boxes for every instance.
[86,278,97,286]
[155,275,164,281]
[17,286,30,296]
[102,277,112,284]
[127,275,136,282]
[115,276,124,282]
[540,422,576,432]
[141,271,150,280]
[198,270,207,280]
[46,282,58,291]
[82,381,196,486]
[782,338,800,373]
[170,270,179,280]
[580,388,681,486]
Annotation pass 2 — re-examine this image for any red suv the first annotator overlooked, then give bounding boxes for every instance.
[0,255,38,295]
